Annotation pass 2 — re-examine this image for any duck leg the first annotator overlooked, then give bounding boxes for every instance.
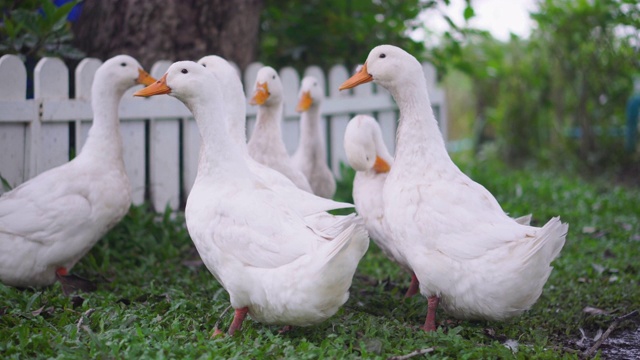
[278,325,294,334]
[404,272,420,298]
[420,296,440,332]
[55,267,97,295]
[227,307,249,335]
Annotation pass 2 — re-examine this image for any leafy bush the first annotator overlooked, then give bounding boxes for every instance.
[1,0,84,60]
[431,0,640,172]
[258,0,432,72]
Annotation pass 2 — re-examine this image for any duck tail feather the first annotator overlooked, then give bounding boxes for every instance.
[524,216,568,265]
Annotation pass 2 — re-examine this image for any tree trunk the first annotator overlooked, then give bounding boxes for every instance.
[72,0,264,70]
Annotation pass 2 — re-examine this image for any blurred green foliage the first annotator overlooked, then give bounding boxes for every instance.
[430,0,640,171]
[0,0,84,59]
[258,0,439,72]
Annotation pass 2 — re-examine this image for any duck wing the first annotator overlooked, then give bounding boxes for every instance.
[0,167,92,244]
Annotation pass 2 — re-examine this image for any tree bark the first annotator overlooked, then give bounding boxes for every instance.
[72,0,264,70]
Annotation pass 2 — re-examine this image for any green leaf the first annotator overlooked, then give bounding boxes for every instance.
[39,0,57,19]
[463,5,475,21]
[51,0,79,25]
[0,173,13,192]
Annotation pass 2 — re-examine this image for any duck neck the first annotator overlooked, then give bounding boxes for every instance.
[252,102,289,154]
[188,97,250,179]
[392,79,449,168]
[226,95,249,156]
[374,128,394,166]
[297,105,325,160]
[80,86,125,163]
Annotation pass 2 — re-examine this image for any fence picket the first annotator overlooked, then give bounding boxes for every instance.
[74,58,102,152]
[278,67,301,154]
[243,62,263,138]
[422,63,447,140]
[328,64,352,176]
[182,118,200,196]
[34,58,70,176]
[148,61,180,212]
[0,55,29,191]
[0,56,446,210]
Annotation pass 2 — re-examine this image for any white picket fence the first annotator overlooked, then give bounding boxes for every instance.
[0,54,447,211]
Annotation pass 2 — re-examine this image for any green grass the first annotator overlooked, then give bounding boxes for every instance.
[1,157,639,359]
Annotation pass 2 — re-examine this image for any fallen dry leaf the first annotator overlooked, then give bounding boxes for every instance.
[582,226,597,234]
[583,306,609,315]
[31,306,45,316]
[31,306,54,317]
[504,339,519,353]
[592,263,606,275]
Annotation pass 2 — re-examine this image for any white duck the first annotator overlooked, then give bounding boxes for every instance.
[247,66,313,193]
[135,61,369,335]
[197,56,352,218]
[292,76,336,199]
[340,45,568,331]
[343,114,420,296]
[0,55,155,290]
[344,115,533,299]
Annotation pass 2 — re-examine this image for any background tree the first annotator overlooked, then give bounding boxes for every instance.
[431,0,639,171]
[258,0,437,72]
[533,0,640,166]
[71,0,264,69]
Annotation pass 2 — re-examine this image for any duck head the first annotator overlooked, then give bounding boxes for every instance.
[296,76,324,112]
[134,60,216,105]
[344,115,391,174]
[250,66,283,106]
[339,45,422,92]
[96,55,156,94]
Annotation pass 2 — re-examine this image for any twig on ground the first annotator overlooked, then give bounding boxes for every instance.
[582,310,638,359]
[387,347,435,360]
[76,308,96,333]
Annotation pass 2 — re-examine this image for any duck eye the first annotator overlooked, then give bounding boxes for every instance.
[181,69,188,74]
[272,75,276,80]
[120,62,127,67]
[202,64,206,67]
[313,82,317,86]
[379,53,386,59]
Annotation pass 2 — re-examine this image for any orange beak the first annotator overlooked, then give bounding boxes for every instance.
[250,82,270,105]
[134,73,171,97]
[339,62,373,90]
[296,91,313,112]
[373,156,391,174]
[137,68,157,86]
